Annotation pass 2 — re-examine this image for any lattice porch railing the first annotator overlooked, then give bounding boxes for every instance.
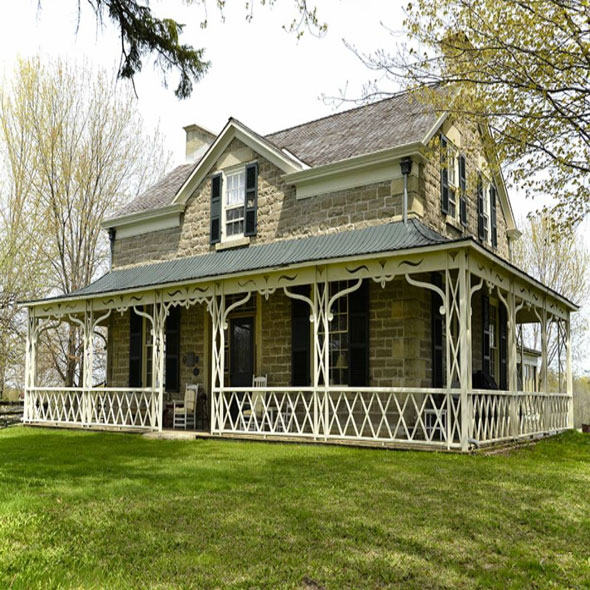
[23,387,160,430]
[213,387,463,448]
[469,390,570,444]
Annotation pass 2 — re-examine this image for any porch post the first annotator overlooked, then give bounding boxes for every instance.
[566,312,573,428]
[498,286,520,438]
[457,251,470,452]
[83,302,94,425]
[152,293,166,431]
[312,269,330,439]
[541,307,548,393]
[209,286,225,434]
[24,309,38,422]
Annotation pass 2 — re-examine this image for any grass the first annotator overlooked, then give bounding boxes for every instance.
[0,428,589,590]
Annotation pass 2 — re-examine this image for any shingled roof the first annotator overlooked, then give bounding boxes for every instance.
[110,90,442,221]
[266,91,440,167]
[115,162,197,218]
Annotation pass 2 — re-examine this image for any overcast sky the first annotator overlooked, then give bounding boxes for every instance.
[0,0,566,221]
[1,0,587,370]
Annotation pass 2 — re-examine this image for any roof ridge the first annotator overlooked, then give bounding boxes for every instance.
[265,89,413,139]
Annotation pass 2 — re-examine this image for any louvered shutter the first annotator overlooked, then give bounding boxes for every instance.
[459,154,467,226]
[431,273,444,388]
[291,286,311,386]
[440,135,449,214]
[129,308,143,388]
[477,174,485,241]
[165,306,181,393]
[499,304,507,389]
[349,280,369,386]
[244,162,258,236]
[210,173,222,244]
[482,293,491,378]
[490,184,498,248]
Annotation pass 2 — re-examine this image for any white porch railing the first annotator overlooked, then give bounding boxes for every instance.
[469,390,570,444]
[23,387,161,431]
[212,387,463,449]
[212,387,571,448]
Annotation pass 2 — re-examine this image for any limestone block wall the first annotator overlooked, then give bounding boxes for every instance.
[369,279,432,388]
[178,304,207,398]
[107,310,130,387]
[259,292,292,386]
[419,120,510,260]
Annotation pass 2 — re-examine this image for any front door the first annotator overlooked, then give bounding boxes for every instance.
[230,316,254,387]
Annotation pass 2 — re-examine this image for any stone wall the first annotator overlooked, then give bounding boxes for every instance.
[107,310,130,388]
[259,292,291,386]
[112,138,411,269]
[420,120,510,260]
[369,279,432,388]
[178,304,207,397]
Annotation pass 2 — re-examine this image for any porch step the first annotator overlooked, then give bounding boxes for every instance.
[143,430,201,441]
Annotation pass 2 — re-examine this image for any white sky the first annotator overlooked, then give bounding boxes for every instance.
[1,0,588,371]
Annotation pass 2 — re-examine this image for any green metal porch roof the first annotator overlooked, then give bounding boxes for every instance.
[49,219,451,301]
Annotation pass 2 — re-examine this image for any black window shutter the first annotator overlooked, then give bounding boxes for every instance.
[291,286,311,386]
[440,135,449,215]
[459,155,467,226]
[129,308,143,388]
[477,174,485,241]
[210,173,222,244]
[165,306,181,393]
[244,162,258,237]
[431,273,444,388]
[499,304,507,390]
[348,280,369,386]
[482,293,491,378]
[490,184,498,248]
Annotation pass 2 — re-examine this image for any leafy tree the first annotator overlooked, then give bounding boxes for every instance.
[353,0,590,227]
[0,57,172,389]
[512,212,589,374]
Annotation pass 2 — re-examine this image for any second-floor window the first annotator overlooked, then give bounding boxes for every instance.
[440,134,467,226]
[225,169,246,237]
[477,174,498,249]
[210,162,258,244]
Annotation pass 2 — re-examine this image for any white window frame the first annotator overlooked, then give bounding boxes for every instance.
[481,174,492,245]
[446,142,459,220]
[222,166,246,241]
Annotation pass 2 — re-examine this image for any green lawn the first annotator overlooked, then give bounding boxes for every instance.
[0,428,589,590]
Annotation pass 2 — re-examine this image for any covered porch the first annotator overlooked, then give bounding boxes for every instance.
[23,226,575,451]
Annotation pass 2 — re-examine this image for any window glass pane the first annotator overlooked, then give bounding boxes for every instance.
[226,170,245,206]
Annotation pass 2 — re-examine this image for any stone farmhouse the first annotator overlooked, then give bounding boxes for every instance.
[22,91,576,451]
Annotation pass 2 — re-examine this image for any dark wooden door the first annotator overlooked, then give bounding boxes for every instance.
[230,316,254,387]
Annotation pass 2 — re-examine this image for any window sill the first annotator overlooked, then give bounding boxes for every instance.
[445,214,465,232]
[215,236,251,251]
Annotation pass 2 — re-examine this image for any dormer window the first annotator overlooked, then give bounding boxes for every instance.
[225,169,246,237]
[210,162,258,245]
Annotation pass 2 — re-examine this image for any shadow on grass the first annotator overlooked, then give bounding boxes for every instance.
[0,427,589,590]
